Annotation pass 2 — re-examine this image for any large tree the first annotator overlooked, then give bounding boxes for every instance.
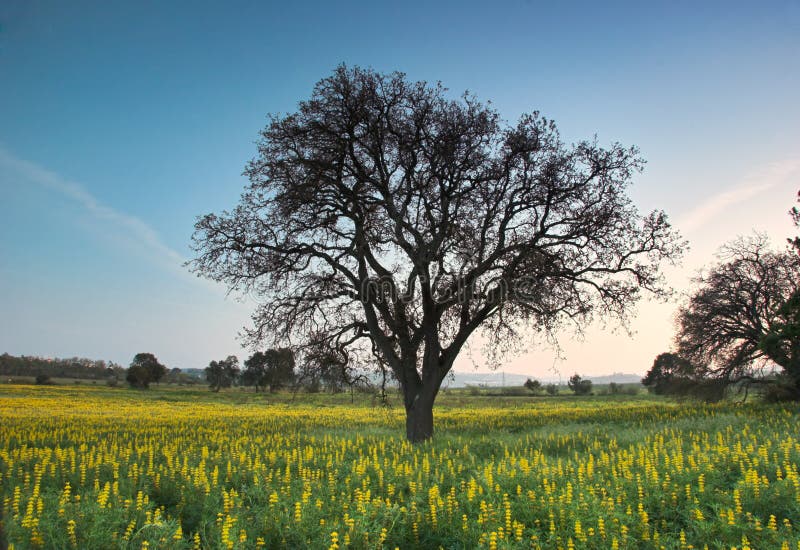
[191,66,682,442]
[675,236,800,395]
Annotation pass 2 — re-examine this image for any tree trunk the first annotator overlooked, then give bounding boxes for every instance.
[405,393,435,443]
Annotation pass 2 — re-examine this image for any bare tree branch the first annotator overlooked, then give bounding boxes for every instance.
[190,66,683,441]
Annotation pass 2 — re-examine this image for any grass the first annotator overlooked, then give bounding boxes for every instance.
[1,384,799,549]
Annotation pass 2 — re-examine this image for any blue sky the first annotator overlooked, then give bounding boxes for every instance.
[1,1,798,376]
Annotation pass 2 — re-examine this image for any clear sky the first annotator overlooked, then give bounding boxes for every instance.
[1,1,798,378]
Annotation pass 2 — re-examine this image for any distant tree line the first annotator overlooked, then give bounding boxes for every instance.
[531,374,643,396]
[0,353,126,381]
[0,352,197,387]
[203,347,378,397]
[1,347,381,396]
[524,375,604,396]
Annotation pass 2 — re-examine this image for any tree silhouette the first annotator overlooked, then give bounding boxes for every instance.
[676,236,800,396]
[191,66,682,441]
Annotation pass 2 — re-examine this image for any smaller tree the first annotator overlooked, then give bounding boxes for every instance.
[126,353,167,389]
[567,374,593,395]
[241,354,268,392]
[242,349,295,392]
[126,364,148,389]
[545,384,559,396]
[524,378,542,394]
[642,352,695,395]
[205,356,240,392]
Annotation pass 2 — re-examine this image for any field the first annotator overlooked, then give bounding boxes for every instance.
[1,386,799,549]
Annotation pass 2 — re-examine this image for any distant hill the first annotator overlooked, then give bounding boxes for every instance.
[586,373,643,385]
[445,371,531,388]
[181,368,207,379]
[444,370,642,388]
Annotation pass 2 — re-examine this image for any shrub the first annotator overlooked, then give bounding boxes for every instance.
[567,374,592,395]
[524,378,542,394]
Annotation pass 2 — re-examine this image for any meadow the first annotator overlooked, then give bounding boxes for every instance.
[1,385,799,549]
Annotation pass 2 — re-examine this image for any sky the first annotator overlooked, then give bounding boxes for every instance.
[1,0,798,379]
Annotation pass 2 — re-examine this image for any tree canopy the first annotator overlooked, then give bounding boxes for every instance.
[126,353,167,389]
[205,356,240,392]
[0,353,125,381]
[567,374,592,395]
[524,378,542,393]
[242,349,295,392]
[191,66,682,441]
[641,351,696,396]
[674,235,800,396]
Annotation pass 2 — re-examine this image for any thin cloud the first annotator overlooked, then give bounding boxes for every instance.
[677,159,800,233]
[0,146,186,273]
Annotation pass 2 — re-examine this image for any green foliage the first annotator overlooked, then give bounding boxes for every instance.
[567,373,592,395]
[524,378,542,393]
[162,367,199,386]
[604,382,642,396]
[0,352,125,381]
[642,352,695,395]
[545,383,559,396]
[641,353,733,401]
[126,352,167,389]
[759,291,800,389]
[241,349,295,392]
[205,355,240,392]
[762,373,800,403]
[125,364,149,389]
